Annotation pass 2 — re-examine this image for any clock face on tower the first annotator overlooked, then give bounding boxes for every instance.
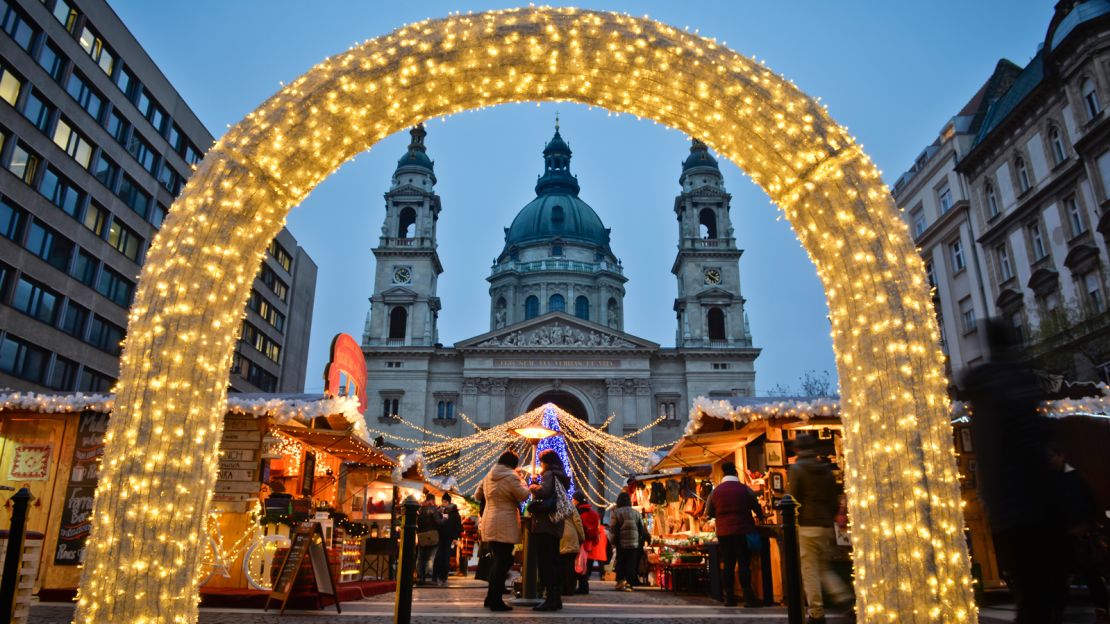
[703,268,722,285]
[392,266,412,284]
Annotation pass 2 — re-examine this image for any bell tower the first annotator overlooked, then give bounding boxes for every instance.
[364,125,444,347]
[671,139,752,348]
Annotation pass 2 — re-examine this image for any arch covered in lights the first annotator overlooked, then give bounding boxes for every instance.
[74,7,973,623]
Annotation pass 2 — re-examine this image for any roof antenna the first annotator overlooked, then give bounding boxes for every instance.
[555,111,560,132]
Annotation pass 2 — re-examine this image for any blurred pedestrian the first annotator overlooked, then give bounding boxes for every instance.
[789,436,851,623]
[433,493,462,586]
[458,513,479,577]
[707,461,764,608]
[560,492,586,595]
[415,492,443,585]
[1047,445,1109,623]
[962,318,1064,624]
[608,491,643,592]
[528,450,572,611]
[575,490,602,594]
[474,450,530,612]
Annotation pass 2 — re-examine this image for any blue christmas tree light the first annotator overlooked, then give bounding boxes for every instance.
[536,404,575,497]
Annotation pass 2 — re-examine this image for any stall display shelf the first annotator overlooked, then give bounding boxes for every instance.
[339,537,362,581]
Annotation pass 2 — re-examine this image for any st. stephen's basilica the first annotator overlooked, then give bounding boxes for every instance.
[362,122,760,447]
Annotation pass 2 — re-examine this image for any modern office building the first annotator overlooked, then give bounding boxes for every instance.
[895,0,1110,386]
[0,0,317,393]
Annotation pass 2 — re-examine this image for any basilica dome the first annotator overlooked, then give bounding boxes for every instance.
[502,124,612,253]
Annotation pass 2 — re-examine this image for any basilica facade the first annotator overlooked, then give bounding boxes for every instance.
[362,123,759,448]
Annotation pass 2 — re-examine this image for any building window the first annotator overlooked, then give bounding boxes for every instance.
[574,295,589,321]
[245,359,278,392]
[105,108,129,145]
[95,266,134,307]
[388,306,407,340]
[1064,195,1086,237]
[7,142,38,184]
[1028,222,1047,261]
[997,244,1012,281]
[116,65,138,101]
[911,208,926,237]
[60,301,88,338]
[87,315,125,355]
[50,0,78,33]
[151,203,167,229]
[658,402,678,421]
[259,265,288,301]
[0,197,26,242]
[82,203,107,237]
[1082,78,1101,120]
[47,355,78,391]
[25,220,73,272]
[382,398,400,419]
[985,182,999,219]
[22,89,54,132]
[247,289,285,332]
[548,293,565,314]
[551,244,563,256]
[1083,272,1105,313]
[52,118,94,169]
[11,276,59,325]
[37,38,65,83]
[39,167,84,218]
[925,260,936,288]
[65,72,103,122]
[126,132,157,174]
[78,367,113,393]
[108,220,143,262]
[268,240,293,272]
[524,295,539,320]
[0,334,48,384]
[0,3,36,52]
[712,362,731,370]
[1038,290,1061,316]
[1049,126,1067,164]
[699,208,718,239]
[436,401,456,421]
[950,239,965,271]
[385,361,403,369]
[116,175,150,219]
[397,207,416,238]
[0,65,21,106]
[938,185,953,214]
[71,247,97,287]
[77,25,114,76]
[1010,310,1025,345]
[959,298,976,334]
[1015,156,1031,193]
[92,154,118,189]
[707,307,726,341]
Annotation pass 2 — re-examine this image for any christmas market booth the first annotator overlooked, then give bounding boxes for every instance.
[648,396,848,605]
[0,391,397,606]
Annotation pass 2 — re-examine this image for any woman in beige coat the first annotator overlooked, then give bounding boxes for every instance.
[474,451,530,612]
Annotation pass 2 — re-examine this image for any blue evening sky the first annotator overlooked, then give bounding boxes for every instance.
[108,2,1052,394]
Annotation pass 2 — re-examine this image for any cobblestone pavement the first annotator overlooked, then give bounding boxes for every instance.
[24,579,1092,623]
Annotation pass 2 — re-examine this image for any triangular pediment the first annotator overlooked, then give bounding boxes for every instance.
[456,312,659,350]
[694,286,737,301]
[377,286,419,301]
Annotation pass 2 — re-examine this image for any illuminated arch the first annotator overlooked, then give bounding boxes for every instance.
[74,7,973,623]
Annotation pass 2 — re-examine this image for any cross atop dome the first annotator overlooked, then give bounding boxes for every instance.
[537,118,578,196]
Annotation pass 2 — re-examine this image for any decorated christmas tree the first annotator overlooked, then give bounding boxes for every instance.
[536,404,575,497]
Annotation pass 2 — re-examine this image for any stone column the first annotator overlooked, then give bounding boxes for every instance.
[490,378,508,423]
[634,379,652,446]
[462,379,479,426]
[605,378,623,427]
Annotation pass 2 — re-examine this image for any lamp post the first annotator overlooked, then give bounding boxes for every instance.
[510,425,557,606]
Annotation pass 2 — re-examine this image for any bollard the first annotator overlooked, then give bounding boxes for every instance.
[393,497,420,624]
[776,494,804,624]
[0,488,31,622]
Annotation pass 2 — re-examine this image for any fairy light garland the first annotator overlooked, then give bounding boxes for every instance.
[75,7,974,622]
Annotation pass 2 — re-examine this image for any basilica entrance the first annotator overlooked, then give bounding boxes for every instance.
[527,391,589,422]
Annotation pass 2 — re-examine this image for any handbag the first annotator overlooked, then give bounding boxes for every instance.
[574,544,589,575]
[551,479,576,523]
[417,530,439,548]
[475,545,493,581]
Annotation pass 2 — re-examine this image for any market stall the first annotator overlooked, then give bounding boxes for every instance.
[0,391,395,604]
[649,396,848,605]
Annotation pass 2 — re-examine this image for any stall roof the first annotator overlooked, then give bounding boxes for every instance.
[686,396,840,436]
[275,424,394,467]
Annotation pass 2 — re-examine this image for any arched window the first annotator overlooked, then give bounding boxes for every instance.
[1015,156,1030,193]
[398,207,417,238]
[698,208,717,239]
[1083,78,1101,119]
[707,307,726,341]
[985,182,999,218]
[575,295,590,320]
[548,293,566,314]
[388,306,407,340]
[525,295,539,320]
[552,205,565,223]
[1049,126,1067,164]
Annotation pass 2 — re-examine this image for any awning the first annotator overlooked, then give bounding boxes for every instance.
[276,425,396,467]
[653,426,767,471]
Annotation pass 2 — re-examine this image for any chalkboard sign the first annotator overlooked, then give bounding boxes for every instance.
[264,522,340,614]
[54,411,109,565]
[301,452,316,496]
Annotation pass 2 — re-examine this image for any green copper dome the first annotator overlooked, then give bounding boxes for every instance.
[502,124,612,252]
[682,138,719,172]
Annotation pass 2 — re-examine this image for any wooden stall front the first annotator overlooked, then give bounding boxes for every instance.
[0,391,395,601]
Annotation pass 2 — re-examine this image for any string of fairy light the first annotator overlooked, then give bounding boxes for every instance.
[80,6,973,623]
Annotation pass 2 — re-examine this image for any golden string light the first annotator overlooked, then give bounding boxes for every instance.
[76,7,972,623]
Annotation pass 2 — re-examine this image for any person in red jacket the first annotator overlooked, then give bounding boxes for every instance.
[573,490,602,594]
[707,461,764,607]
